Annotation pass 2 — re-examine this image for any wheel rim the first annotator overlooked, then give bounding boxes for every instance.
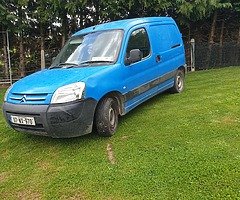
[109,107,116,127]
[177,75,183,91]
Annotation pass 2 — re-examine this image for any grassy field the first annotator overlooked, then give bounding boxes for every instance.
[0,67,240,200]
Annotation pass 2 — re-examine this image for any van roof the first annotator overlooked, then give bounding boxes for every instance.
[73,17,174,36]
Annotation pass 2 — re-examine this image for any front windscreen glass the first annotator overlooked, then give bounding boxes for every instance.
[51,29,123,68]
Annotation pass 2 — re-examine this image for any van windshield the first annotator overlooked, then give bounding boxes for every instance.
[51,30,123,68]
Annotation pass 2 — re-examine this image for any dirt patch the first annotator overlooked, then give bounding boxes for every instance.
[37,161,51,171]
[1,150,9,159]
[0,172,9,183]
[220,116,238,125]
[107,143,116,165]
[67,194,86,200]
[121,135,129,140]
[17,189,42,200]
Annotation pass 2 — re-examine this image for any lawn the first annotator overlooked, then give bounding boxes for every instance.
[0,67,240,200]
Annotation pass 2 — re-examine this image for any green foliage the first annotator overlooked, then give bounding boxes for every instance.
[232,1,240,12]
[33,0,54,23]
[175,0,232,21]
[0,0,236,33]
[0,2,15,29]
[0,0,30,33]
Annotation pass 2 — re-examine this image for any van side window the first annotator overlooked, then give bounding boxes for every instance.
[126,28,150,60]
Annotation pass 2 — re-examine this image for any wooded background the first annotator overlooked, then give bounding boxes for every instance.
[0,0,240,79]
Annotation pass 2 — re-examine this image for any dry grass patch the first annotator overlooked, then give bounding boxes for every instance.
[107,143,116,165]
[0,172,9,183]
[17,189,42,200]
[37,161,52,171]
[220,116,239,125]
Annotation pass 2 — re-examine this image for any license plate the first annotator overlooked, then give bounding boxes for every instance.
[11,115,36,126]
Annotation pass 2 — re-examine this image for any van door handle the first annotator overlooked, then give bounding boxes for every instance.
[156,55,161,63]
[171,44,180,49]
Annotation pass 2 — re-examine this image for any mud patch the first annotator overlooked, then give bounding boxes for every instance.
[107,143,116,165]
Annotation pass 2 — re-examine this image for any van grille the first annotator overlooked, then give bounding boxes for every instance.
[9,93,49,104]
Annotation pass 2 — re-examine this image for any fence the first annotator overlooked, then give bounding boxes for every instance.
[0,31,12,84]
[187,40,240,71]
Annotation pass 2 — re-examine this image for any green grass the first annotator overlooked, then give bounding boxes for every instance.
[0,67,240,199]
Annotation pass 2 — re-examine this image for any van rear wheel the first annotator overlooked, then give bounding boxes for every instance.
[170,70,185,93]
[95,97,119,137]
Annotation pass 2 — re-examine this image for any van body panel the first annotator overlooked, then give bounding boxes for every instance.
[3,17,186,137]
[9,67,109,95]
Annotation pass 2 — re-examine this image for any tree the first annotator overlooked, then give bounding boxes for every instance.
[0,1,15,79]
[28,0,55,68]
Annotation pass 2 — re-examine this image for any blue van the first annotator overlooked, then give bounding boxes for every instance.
[3,17,186,138]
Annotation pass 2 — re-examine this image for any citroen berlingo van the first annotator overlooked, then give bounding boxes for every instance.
[3,17,186,138]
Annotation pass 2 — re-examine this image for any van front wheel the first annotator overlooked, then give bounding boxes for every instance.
[170,70,185,93]
[95,97,119,137]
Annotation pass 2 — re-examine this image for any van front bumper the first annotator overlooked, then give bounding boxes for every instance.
[3,99,97,138]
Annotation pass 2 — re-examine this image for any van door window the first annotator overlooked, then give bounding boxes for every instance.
[126,28,150,62]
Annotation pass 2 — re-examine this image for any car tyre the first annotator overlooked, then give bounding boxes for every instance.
[95,97,119,137]
[170,70,185,93]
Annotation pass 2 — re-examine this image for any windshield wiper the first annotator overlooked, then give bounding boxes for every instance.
[49,62,79,69]
[49,61,114,69]
[79,60,114,65]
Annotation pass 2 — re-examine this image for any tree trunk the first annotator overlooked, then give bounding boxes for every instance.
[237,26,240,64]
[19,33,25,77]
[40,23,45,69]
[238,26,240,46]
[70,16,77,33]
[209,11,218,45]
[95,0,100,24]
[3,32,9,79]
[18,6,25,77]
[61,10,68,47]
[80,9,84,29]
[219,20,224,66]
[207,10,218,69]
[188,24,191,42]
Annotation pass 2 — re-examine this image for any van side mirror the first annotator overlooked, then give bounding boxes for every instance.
[125,49,142,65]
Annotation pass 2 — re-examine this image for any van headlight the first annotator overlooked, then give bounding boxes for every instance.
[51,82,85,104]
[4,84,13,102]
